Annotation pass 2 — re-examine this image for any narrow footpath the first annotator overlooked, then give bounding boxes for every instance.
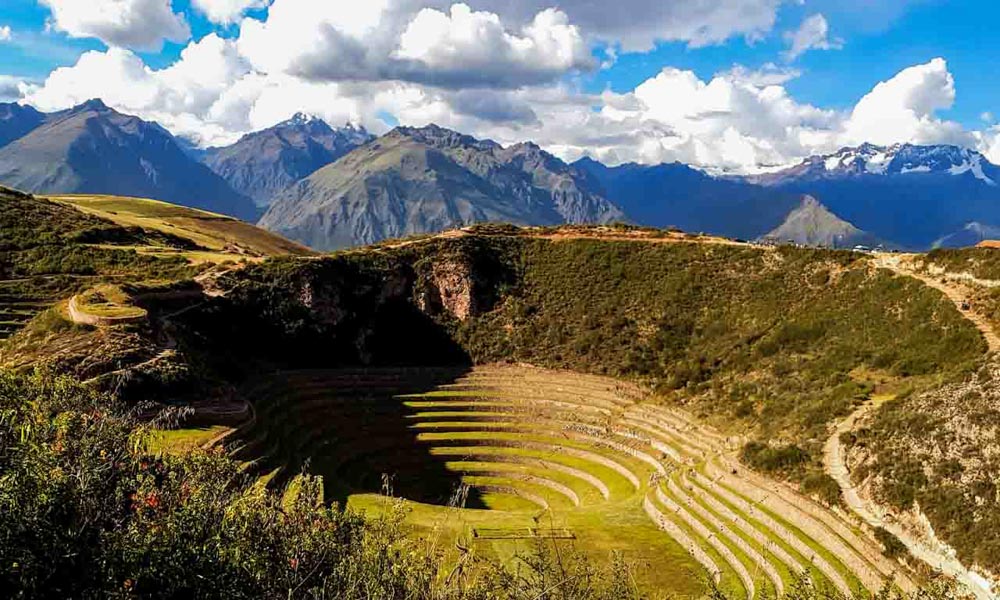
[821,254,999,600]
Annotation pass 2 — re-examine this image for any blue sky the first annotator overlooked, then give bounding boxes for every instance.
[584,0,998,129]
[0,0,997,171]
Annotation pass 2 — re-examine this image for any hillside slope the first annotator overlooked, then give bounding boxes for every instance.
[0,100,258,221]
[203,114,372,207]
[260,125,624,250]
[837,249,1000,581]
[0,187,309,389]
[54,194,314,258]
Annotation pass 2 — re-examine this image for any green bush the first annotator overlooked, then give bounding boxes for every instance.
[741,442,810,475]
[874,527,908,560]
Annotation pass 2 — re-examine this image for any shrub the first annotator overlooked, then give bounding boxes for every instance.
[740,442,810,475]
[801,473,843,507]
[874,527,908,560]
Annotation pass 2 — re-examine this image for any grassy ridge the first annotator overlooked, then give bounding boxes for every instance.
[54,194,314,258]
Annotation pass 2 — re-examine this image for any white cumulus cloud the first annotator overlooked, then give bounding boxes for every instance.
[0,26,12,42]
[399,57,978,174]
[191,0,270,25]
[783,14,843,61]
[237,1,592,88]
[844,57,970,146]
[24,35,251,146]
[453,0,785,52]
[39,0,189,50]
[18,0,998,177]
[394,4,593,87]
[0,75,24,101]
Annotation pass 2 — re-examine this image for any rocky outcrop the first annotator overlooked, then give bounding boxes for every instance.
[418,259,477,321]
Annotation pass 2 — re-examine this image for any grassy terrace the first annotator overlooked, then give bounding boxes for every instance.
[0,286,52,341]
[165,365,916,598]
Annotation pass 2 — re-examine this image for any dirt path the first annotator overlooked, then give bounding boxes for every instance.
[874,254,1000,352]
[819,255,999,600]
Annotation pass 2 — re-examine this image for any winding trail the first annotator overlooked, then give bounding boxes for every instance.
[874,255,1000,352]
[819,254,999,600]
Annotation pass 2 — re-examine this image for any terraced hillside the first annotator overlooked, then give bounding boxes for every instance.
[198,231,982,478]
[0,189,311,392]
[0,282,52,340]
[222,365,917,598]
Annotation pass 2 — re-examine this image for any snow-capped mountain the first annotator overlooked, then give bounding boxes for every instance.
[756,143,999,186]
[737,143,1000,249]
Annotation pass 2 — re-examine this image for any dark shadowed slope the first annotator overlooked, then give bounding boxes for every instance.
[0,102,46,149]
[0,100,258,221]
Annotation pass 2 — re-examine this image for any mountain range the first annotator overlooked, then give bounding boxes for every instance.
[2,99,1000,251]
[0,100,258,221]
[259,125,624,250]
[202,114,373,208]
[749,143,1000,249]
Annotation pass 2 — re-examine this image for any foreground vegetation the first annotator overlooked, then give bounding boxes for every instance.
[1,369,968,599]
[0,370,649,599]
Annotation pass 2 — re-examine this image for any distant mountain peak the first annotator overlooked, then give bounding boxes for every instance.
[763,194,881,249]
[260,126,624,250]
[72,98,110,113]
[0,102,46,149]
[392,123,501,152]
[286,112,322,126]
[934,221,1000,248]
[0,101,257,221]
[202,114,375,208]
